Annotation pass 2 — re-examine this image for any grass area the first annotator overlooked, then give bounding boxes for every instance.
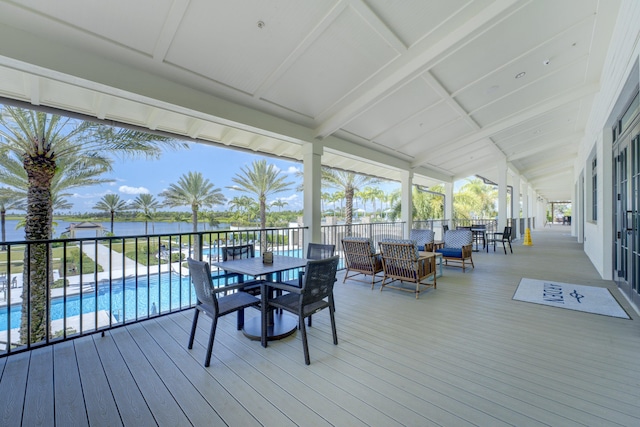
[1,245,103,276]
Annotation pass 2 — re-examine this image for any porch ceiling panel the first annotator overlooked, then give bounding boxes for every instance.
[164,0,338,95]
[260,4,400,118]
[0,0,622,202]
[342,78,441,141]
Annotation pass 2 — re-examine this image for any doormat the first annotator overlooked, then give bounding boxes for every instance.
[513,278,630,319]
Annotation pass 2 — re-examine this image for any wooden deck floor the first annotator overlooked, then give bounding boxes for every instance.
[0,226,639,426]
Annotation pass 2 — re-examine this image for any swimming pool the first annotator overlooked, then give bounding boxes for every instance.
[0,251,307,332]
[0,272,212,331]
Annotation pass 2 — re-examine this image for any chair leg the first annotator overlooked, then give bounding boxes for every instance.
[329,304,338,345]
[188,309,199,349]
[502,241,507,254]
[300,315,311,365]
[204,317,218,367]
[508,240,513,253]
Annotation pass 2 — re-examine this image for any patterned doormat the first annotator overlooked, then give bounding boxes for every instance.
[513,278,630,319]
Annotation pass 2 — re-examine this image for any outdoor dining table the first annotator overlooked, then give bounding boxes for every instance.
[470,227,487,252]
[211,254,310,345]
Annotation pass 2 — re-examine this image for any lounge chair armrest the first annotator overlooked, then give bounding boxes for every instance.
[462,244,473,257]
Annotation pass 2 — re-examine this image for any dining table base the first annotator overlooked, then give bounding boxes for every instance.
[242,312,298,341]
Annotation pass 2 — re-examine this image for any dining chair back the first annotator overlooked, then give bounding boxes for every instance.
[222,244,255,261]
[307,243,336,260]
[187,258,260,367]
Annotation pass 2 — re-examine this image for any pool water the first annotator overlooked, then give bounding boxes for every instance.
[0,273,200,331]
[0,250,306,332]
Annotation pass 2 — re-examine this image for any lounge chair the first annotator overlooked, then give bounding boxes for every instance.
[378,239,436,299]
[341,237,383,288]
[409,229,435,251]
[435,229,474,272]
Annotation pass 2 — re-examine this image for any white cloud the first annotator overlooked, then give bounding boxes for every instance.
[119,185,149,195]
[286,166,300,174]
[279,194,299,202]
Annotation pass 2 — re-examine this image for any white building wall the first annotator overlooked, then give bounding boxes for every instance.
[576,0,640,279]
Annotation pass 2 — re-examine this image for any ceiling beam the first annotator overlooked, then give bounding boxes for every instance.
[313,0,522,139]
[253,1,349,99]
[152,0,190,61]
[507,132,583,160]
[411,82,599,167]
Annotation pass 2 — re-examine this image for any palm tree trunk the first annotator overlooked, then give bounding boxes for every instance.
[1,209,6,251]
[20,154,56,344]
[345,187,354,236]
[110,212,115,234]
[259,198,267,253]
[191,205,201,260]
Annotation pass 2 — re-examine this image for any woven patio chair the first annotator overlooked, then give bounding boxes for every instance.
[187,258,260,367]
[378,239,436,299]
[435,229,474,272]
[341,237,383,288]
[409,229,435,251]
[265,256,340,365]
[219,244,263,328]
[282,243,335,326]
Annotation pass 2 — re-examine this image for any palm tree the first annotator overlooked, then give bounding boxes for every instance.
[171,212,190,232]
[229,160,293,251]
[129,193,160,234]
[0,187,24,248]
[160,171,226,258]
[271,199,288,212]
[93,194,128,234]
[322,168,380,231]
[228,195,255,224]
[454,178,497,220]
[0,106,186,343]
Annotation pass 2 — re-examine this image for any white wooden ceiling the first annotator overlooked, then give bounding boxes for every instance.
[0,0,622,200]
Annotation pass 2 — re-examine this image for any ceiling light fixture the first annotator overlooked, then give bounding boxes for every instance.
[257,20,265,29]
[515,72,526,79]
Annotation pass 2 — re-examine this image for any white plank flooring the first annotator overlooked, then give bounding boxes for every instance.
[0,226,639,426]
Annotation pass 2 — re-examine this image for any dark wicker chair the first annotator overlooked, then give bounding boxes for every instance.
[187,258,260,367]
[217,244,264,328]
[341,237,383,288]
[282,243,336,326]
[284,242,336,287]
[264,256,340,365]
[487,226,513,254]
[379,239,436,299]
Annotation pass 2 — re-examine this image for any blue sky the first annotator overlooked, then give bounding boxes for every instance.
[67,142,308,214]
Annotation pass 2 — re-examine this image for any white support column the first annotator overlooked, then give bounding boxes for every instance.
[497,160,508,231]
[302,142,323,244]
[522,183,529,231]
[512,172,521,238]
[445,182,453,229]
[401,170,414,238]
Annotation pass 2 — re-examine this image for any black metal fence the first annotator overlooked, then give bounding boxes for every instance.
[0,217,533,356]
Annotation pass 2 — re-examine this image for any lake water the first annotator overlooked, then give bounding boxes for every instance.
[1,219,230,242]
